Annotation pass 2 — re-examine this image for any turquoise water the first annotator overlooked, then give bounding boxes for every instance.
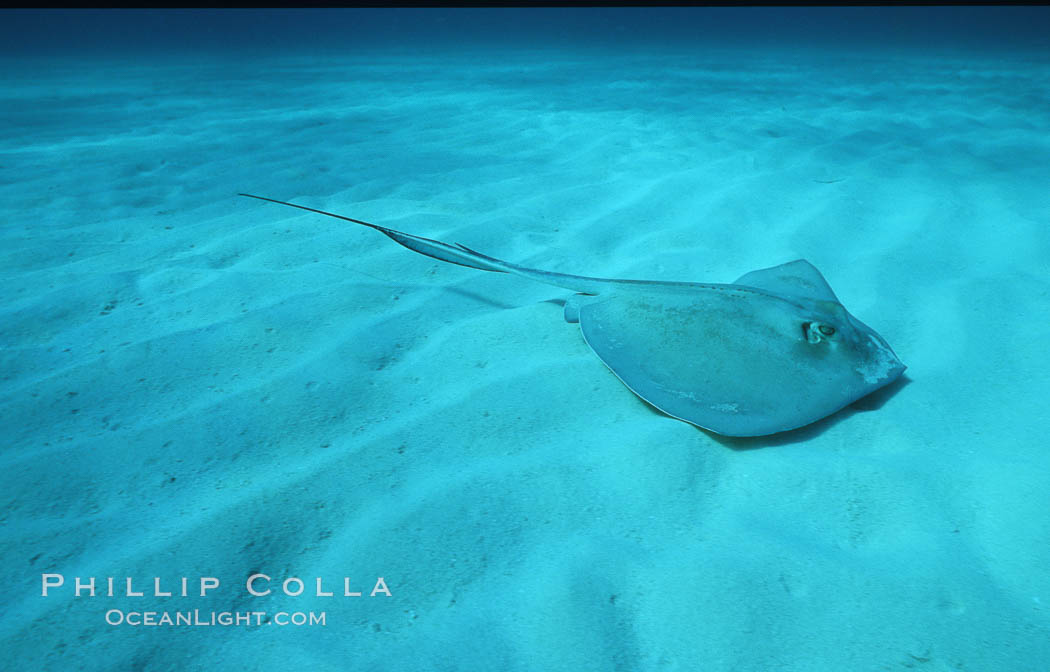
[2,8,1049,671]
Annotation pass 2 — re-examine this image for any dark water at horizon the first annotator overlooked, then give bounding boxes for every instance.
[3,7,1049,57]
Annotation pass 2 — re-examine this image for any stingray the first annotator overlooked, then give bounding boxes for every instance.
[240,194,906,436]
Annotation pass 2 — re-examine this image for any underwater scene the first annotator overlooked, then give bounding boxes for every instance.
[2,7,1049,671]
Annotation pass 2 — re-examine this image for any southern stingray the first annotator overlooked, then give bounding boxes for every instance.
[241,194,906,436]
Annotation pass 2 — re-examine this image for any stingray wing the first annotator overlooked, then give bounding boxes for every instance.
[577,285,904,436]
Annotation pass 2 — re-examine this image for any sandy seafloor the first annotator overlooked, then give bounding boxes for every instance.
[2,34,1050,672]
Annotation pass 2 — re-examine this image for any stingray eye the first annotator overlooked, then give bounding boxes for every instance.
[803,321,837,344]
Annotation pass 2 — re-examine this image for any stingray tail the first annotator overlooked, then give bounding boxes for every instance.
[240,194,610,294]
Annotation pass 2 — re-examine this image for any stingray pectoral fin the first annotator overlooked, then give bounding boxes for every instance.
[733,259,840,304]
[576,288,900,436]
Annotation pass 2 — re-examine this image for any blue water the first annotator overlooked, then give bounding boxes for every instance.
[2,8,1049,672]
